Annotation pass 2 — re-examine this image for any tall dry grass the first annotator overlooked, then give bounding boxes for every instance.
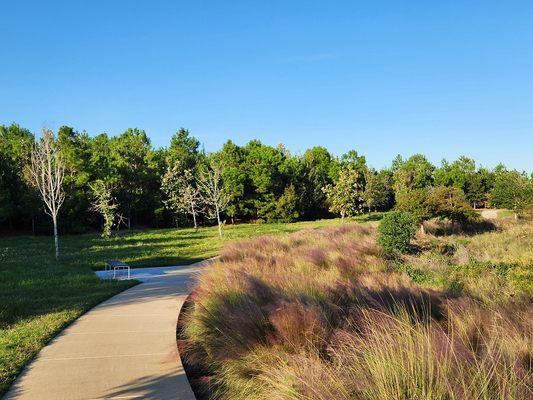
[182,223,532,399]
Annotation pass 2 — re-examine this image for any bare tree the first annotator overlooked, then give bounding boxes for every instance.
[197,164,229,239]
[182,179,203,230]
[28,129,65,259]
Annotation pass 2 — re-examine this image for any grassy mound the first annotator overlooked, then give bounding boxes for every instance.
[183,222,532,399]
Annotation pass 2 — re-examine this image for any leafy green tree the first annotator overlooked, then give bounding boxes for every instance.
[363,169,394,212]
[391,154,404,173]
[0,124,36,230]
[57,126,93,231]
[395,188,431,233]
[166,128,201,170]
[0,171,11,222]
[339,149,367,177]
[395,188,430,219]
[463,173,485,208]
[211,140,248,222]
[426,186,479,225]
[111,128,157,228]
[243,140,287,219]
[88,133,115,183]
[322,165,364,221]
[434,156,487,208]
[272,184,299,222]
[301,146,337,219]
[490,171,533,218]
[393,154,435,193]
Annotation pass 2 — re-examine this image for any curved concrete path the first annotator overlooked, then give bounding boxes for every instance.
[4,261,210,400]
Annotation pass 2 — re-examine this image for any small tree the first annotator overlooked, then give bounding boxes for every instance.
[28,129,65,259]
[273,184,299,222]
[162,164,202,229]
[378,211,417,254]
[197,164,229,238]
[426,186,479,225]
[490,171,533,219]
[90,180,118,238]
[363,170,393,212]
[182,176,203,230]
[394,188,430,233]
[322,165,364,221]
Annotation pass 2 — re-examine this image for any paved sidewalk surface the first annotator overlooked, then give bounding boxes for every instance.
[4,261,209,400]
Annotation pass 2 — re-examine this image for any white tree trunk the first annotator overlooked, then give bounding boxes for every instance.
[53,215,59,260]
[216,206,222,239]
[191,202,197,230]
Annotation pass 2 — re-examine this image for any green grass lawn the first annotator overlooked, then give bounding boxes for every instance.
[497,209,515,219]
[0,214,382,395]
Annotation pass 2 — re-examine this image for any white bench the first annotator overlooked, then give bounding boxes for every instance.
[105,259,131,279]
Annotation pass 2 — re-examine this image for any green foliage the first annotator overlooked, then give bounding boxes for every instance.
[301,146,337,218]
[323,165,364,219]
[434,157,491,208]
[272,184,299,222]
[399,264,434,284]
[0,121,531,235]
[363,169,394,211]
[392,154,435,193]
[89,180,118,237]
[166,128,201,169]
[426,186,479,224]
[395,188,431,222]
[378,211,417,253]
[0,124,36,227]
[490,170,533,216]
[211,140,247,220]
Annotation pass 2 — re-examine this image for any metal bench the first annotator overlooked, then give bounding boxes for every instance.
[105,259,131,279]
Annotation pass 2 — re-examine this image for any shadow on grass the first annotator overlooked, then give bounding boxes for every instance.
[426,219,498,237]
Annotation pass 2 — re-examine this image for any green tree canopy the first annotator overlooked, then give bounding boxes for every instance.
[490,171,533,217]
[393,154,435,194]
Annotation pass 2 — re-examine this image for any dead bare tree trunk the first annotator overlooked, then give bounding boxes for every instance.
[28,129,65,260]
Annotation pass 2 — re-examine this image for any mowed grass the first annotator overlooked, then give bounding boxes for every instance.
[0,214,381,395]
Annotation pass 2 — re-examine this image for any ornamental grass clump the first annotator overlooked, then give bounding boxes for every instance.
[182,223,532,400]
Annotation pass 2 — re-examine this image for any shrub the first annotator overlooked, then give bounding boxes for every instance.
[378,211,417,254]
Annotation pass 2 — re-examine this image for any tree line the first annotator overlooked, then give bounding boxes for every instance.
[1,123,532,238]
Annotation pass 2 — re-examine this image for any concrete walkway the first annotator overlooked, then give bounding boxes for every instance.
[4,261,210,400]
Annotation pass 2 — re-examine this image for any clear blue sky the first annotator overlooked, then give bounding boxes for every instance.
[1,1,532,171]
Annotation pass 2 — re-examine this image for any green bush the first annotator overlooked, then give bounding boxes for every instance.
[378,211,417,254]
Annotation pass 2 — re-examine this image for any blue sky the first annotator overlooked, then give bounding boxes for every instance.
[1,1,532,171]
